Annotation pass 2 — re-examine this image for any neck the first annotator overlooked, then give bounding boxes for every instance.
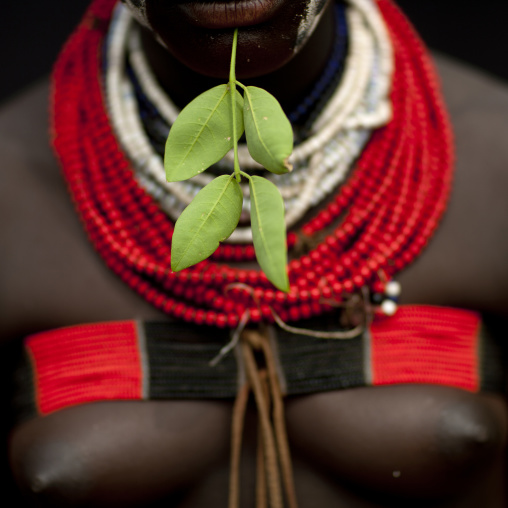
[139,1,336,113]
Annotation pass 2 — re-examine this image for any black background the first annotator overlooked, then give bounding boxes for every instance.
[0,1,507,104]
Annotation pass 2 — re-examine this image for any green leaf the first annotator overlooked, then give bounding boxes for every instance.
[249,176,289,291]
[165,85,244,182]
[243,86,293,175]
[171,175,243,271]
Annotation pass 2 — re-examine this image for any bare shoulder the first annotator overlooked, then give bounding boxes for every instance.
[0,82,63,338]
[0,82,56,198]
[400,54,508,316]
[0,82,165,342]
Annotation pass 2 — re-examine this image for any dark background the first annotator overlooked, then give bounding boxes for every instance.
[0,0,507,104]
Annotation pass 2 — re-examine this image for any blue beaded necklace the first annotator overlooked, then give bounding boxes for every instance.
[288,2,348,129]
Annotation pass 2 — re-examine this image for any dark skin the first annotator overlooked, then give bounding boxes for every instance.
[142,0,332,83]
[3,0,508,506]
[139,1,336,113]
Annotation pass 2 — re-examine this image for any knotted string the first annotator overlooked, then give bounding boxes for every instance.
[228,328,298,508]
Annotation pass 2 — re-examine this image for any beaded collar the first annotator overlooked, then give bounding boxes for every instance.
[51,0,454,329]
[127,2,349,153]
[105,0,391,242]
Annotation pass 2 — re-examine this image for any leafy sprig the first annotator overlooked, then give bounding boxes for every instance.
[165,29,293,292]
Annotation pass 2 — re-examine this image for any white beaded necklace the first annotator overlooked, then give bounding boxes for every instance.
[105,0,393,243]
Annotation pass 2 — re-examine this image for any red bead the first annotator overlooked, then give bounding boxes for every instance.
[183,309,195,322]
[287,291,298,304]
[275,291,286,304]
[237,270,248,284]
[300,290,310,301]
[264,290,275,303]
[306,271,317,283]
[173,303,185,318]
[227,314,239,328]
[204,289,216,303]
[250,289,262,305]
[195,310,206,325]
[310,288,321,301]
[250,308,262,322]
[343,280,354,293]
[222,245,233,259]
[214,296,225,309]
[332,282,343,294]
[289,307,300,321]
[321,286,332,299]
[325,236,338,249]
[297,278,308,289]
[225,268,236,284]
[261,305,272,319]
[244,245,255,258]
[310,251,321,264]
[223,300,235,313]
[216,314,227,328]
[353,275,365,288]
[333,265,345,278]
[300,304,312,319]
[248,271,259,286]
[205,311,217,326]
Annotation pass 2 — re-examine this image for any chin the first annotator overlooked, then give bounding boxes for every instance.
[158,28,297,80]
[143,0,331,79]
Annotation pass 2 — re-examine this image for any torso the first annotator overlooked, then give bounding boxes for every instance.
[3,55,508,506]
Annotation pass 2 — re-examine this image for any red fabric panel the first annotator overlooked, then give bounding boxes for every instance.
[370,306,481,392]
[26,321,142,415]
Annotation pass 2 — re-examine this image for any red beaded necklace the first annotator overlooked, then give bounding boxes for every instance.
[51,0,453,329]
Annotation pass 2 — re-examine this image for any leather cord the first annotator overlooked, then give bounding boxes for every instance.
[229,329,298,508]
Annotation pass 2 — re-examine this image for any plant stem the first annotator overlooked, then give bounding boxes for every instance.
[236,81,247,92]
[229,28,241,182]
[229,28,238,84]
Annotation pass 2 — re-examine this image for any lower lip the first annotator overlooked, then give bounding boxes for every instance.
[178,0,286,29]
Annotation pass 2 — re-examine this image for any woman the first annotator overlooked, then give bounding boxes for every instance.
[2,0,508,506]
